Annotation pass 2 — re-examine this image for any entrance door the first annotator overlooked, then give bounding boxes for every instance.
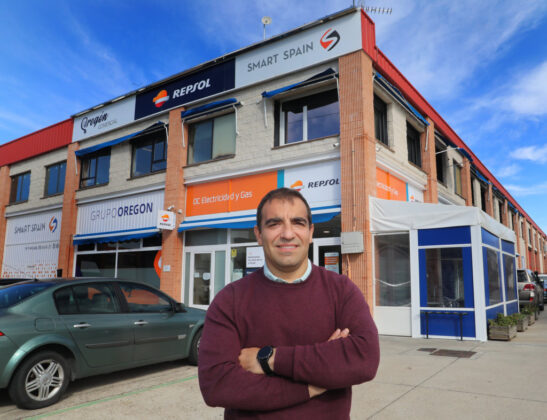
[373,233,412,336]
[189,252,214,309]
[313,238,341,274]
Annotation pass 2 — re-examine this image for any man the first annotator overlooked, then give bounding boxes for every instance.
[198,188,379,419]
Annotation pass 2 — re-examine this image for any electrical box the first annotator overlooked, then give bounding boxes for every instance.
[341,231,364,254]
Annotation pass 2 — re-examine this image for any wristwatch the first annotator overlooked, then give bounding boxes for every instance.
[257,345,275,376]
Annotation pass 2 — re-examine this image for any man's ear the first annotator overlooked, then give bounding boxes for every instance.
[254,225,262,245]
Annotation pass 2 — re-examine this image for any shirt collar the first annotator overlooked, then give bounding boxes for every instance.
[263,259,312,284]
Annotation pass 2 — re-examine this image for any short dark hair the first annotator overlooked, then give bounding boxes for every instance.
[256,188,312,231]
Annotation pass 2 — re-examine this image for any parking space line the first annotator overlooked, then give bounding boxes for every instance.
[26,374,198,419]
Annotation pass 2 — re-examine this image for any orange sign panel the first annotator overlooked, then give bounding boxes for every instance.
[186,172,278,217]
[376,168,406,201]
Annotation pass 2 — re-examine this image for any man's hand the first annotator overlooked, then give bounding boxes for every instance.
[328,328,350,341]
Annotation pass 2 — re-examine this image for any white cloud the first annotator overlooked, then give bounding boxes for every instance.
[511,144,547,163]
[493,163,521,178]
[505,181,547,197]
[504,61,547,116]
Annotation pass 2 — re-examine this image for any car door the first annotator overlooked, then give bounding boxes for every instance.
[117,282,190,362]
[54,283,134,368]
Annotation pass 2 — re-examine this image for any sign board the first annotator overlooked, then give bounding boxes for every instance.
[77,190,164,236]
[73,96,136,142]
[376,168,406,201]
[157,210,176,230]
[407,183,424,202]
[324,252,340,273]
[284,160,341,208]
[2,210,62,279]
[235,12,361,88]
[341,231,364,254]
[186,172,277,217]
[135,60,235,120]
[246,247,265,268]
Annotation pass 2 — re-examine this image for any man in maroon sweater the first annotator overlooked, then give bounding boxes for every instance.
[198,188,380,419]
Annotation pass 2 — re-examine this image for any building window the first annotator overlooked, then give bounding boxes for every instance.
[498,201,504,224]
[503,254,516,300]
[435,143,446,184]
[425,247,465,308]
[374,95,388,145]
[132,132,167,176]
[80,150,110,188]
[485,248,502,305]
[471,178,476,206]
[278,89,339,145]
[188,113,235,164]
[453,163,462,196]
[480,185,487,212]
[374,234,410,307]
[406,123,421,167]
[10,172,31,203]
[45,161,66,196]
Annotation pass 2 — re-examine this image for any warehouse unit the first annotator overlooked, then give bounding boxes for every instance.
[0,7,545,340]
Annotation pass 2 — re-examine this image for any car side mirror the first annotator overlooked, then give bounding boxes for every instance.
[174,302,186,313]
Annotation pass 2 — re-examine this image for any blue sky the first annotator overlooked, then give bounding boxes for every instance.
[0,0,546,233]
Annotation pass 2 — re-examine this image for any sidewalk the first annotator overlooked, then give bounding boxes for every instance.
[1,314,546,419]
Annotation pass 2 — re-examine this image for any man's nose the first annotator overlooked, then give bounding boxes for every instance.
[280,222,296,239]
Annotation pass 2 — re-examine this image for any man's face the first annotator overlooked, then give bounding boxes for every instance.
[254,198,314,279]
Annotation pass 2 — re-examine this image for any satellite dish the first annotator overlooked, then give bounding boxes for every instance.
[262,16,272,25]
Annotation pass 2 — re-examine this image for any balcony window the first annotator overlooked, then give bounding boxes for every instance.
[132,132,167,177]
[374,95,388,145]
[45,161,66,196]
[406,122,421,167]
[188,113,235,164]
[80,150,110,188]
[10,172,31,203]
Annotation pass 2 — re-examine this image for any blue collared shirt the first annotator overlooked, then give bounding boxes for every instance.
[263,259,312,284]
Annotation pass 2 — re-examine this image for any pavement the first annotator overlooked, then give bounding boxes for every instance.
[1,313,546,420]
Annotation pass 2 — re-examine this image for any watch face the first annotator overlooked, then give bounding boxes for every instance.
[257,346,272,360]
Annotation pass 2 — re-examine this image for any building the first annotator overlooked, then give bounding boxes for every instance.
[1,7,545,341]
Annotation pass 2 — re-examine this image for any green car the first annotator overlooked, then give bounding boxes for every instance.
[0,278,205,409]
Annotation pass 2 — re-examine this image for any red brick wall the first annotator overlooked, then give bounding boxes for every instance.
[0,166,11,273]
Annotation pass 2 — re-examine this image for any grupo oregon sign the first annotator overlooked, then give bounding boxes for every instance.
[76,190,164,236]
[235,12,361,88]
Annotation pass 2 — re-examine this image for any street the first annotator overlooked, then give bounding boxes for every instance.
[2,314,547,419]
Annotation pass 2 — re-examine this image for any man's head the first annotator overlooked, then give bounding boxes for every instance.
[254,188,314,281]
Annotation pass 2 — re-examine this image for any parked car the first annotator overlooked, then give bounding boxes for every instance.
[538,273,547,303]
[517,269,544,311]
[0,278,205,409]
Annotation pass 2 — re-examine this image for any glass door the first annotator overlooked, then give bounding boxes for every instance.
[189,252,214,309]
[313,237,341,274]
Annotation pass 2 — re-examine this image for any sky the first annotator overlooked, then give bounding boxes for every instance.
[0,0,546,233]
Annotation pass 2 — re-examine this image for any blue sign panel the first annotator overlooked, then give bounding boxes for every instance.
[135,60,235,120]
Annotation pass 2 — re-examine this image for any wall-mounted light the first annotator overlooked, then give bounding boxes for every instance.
[167,205,175,211]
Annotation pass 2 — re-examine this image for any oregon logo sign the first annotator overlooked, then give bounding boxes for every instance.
[320,28,340,51]
[49,217,58,233]
[153,90,170,108]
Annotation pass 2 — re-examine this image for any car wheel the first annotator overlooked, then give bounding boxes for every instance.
[188,329,202,366]
[8,351,70,409]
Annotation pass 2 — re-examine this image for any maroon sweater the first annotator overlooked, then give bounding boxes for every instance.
[198,265,380,419]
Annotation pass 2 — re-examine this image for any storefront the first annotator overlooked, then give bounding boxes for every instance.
[72,187,163,288]
[1,208,62,278]
[179,159,342,309]
[371,198,518,341]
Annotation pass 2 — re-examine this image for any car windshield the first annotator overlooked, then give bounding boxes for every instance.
[517,271,528,282]
[0,282,56,308]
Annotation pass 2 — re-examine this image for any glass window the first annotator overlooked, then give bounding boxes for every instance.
[10,172,31,203]
[80,150,110,188]
[454,164,462,196]
[503,254,516,300]
[75,253,116,277]
[77,243,95,252]
[406,123,421,167]
[70,284,120,314]
[143,234,162,247]
[117,251,160,289]
[132,132,167,176]
[435,143,446,184]
[486,248,502,305]
[425,248,465,308]
[480,185,487,212]
[231,246,247,282]
[230,229,256,243]
[45,161,66,196]
[188,113,236,164]
[280,89,339,145]
[374,95,388,145]
[119,282,171,313]
[193,253,211,305]
[185,229,227,246]
[374,234,410,307]
[118,239,141,250]
[0,282,55,309]
[313,215,342,239]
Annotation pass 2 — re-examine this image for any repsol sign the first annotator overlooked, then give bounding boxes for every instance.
[135,60,235,120]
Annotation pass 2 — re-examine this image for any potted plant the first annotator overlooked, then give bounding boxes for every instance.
[521,305,537,324]
[488,313,517,341]
[511,312,528,332]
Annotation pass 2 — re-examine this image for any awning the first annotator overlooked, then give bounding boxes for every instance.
[180,98,238,120]
[261,68,336,98]
[178,206,341,232]
[75,122,166,157]
[73,227,160,245]
[374,73,429,127]
[507,201,518,213]
[471,166,490,185]
[436,132,474,162]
